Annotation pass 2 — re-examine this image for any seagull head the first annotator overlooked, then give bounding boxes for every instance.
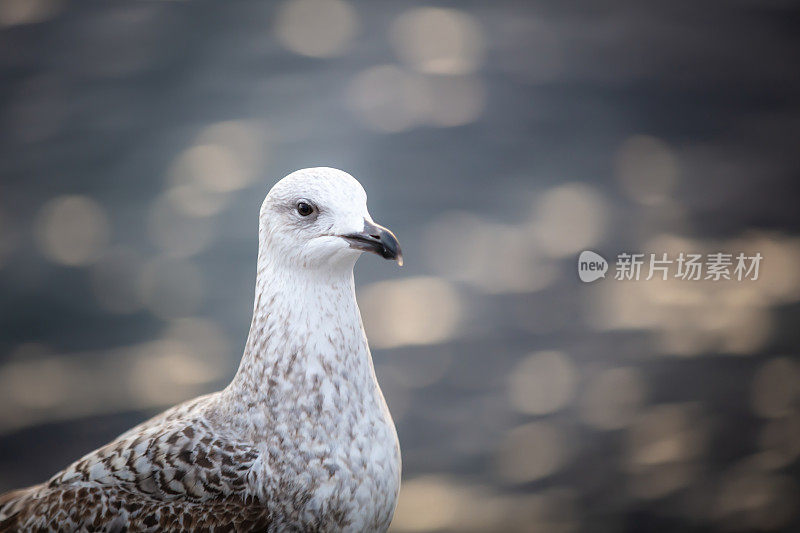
[259,167,403,271]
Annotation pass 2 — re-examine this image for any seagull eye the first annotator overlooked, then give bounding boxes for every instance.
[296,201,315,217]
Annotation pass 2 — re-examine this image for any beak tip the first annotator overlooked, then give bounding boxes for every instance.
[344,219,403,265]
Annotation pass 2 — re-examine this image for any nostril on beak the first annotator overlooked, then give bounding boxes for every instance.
[343,219,403,264]
[364,220,382,239]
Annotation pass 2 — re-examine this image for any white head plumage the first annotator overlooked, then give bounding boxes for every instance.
[258,167,402,270]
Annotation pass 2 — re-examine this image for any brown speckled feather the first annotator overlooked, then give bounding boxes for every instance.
[0,397,274,532]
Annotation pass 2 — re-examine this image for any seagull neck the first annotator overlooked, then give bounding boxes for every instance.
[227,261,372,403]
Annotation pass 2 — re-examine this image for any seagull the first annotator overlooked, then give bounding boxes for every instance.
[0,168,404,532]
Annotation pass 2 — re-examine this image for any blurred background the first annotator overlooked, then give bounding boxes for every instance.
[1,0,800,531]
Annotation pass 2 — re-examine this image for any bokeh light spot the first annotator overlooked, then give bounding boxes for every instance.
[580,367,647,430]
[193,120,267,190]
[129,338,227,405]
[275,0,358,58]
[169,144,248,193]
[423,75,485,127]
[626,404,707,499]
[346,65,425,133]
[347,66,484,131]
[714,467,798,531]
[359,276,461,349]
[391,7,484,75]
[495,422,566,484]
[531,183,607,258]
[424,211,555,294]
[508,350,576,415]
[0,0,62,27]
[0,344,67,410]
[391,476,461,532]
[34,195,110,266]
[628,404,706,468]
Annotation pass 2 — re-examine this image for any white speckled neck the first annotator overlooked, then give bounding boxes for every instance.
[213,229,400,530]
[223,237,377,436]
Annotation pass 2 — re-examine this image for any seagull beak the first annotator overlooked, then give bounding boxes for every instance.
[342,220,403,266]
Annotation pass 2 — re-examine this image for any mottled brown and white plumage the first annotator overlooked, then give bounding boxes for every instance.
[0,168,404,532]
